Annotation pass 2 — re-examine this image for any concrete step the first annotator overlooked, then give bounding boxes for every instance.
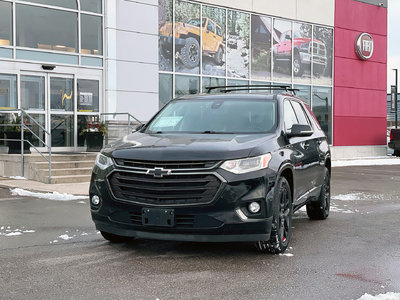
[33,160,95,169]
[24,154,98,163]
[46,174,92,184]
[39,167,93,176]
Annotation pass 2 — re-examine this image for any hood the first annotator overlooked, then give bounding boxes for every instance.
[102,132,278,162]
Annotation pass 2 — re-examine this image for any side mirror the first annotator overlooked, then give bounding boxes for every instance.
[287,124,313,138]
[133,123,145,132]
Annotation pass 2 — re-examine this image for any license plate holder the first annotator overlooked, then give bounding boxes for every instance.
[142,208,175,227]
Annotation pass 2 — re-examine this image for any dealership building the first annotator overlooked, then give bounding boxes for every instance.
[0,0,388,158]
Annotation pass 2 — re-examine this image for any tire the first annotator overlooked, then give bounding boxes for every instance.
[255,176,293,254]
[160,44,171,57]
[100,231,133,243]
[180,37,200,69]
[394,150,400,157]
[306,167,330,220]
[293,54,304,76]
[214,46,224,66]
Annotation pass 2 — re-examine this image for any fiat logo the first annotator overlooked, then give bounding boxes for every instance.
[355,33,374,60]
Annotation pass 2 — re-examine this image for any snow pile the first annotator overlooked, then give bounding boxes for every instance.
[333,158,400,167]
[332,193,364,201]
[11,188,88,201]
[357,292,400,300]
[58,234,74,240]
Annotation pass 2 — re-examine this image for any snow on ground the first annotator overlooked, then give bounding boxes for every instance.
[332,192,385,201]
[333,157,400,167]
[357,292,400,300]
[10,188,88,201]
[0,226,36,237]
[58,234,74,240]
[8,176,26,180]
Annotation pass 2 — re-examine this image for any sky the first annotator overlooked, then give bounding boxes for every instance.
[387,0,400,91]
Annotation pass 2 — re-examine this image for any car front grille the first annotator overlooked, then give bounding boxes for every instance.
[312,42,326,56]
[108,170,222,205]
[113,159,219,170]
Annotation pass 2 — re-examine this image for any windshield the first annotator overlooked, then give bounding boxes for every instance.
[146,99,277,134]
[187,18,206,27]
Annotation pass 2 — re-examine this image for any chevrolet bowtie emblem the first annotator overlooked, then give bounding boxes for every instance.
[146,167,172,178]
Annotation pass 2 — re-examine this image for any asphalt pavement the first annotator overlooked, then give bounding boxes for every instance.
[0,165,399,300]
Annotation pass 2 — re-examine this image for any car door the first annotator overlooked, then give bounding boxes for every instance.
[290,99,321,203]
[283,99,316,204]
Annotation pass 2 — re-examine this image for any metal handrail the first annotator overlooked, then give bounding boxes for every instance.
[0,109,52,183]
[100,112,142,137]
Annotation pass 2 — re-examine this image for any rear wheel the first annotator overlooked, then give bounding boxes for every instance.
[306,167,330,220]
[394,150,400,157]
[255,176,293,254]
[214,46,224,65]
[100,231,133,243]
[293,54,304,76]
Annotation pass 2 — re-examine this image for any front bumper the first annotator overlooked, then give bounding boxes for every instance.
[90,166,277,243]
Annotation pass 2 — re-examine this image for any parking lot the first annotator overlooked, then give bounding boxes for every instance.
[0,165,399,300]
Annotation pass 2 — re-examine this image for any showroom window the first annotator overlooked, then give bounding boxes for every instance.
[81,14,103,55]
[77,79,99,112]
[158,0,334,143]
[16,4,78,53]
[26,0,77,9]
[21,76,45,110]
[80,0,102,13]
[312,87,332,144]
[0,1,12,46]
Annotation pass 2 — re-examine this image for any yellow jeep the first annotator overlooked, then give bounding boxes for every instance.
[159,17,224,68]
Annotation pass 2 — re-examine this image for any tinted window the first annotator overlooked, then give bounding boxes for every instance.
[81,14,103,55]
[284,100,298,131]
[147,99,277,134]
[27,0,77,9]
[80,0,102,13]
[0,2,12,46]
[291,101,310,126]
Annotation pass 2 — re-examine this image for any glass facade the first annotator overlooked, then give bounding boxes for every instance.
[21,75,45,110]
[0,74,17,109]
[77,79,99,112]
[0,0,103,65]
[158,0,334,143]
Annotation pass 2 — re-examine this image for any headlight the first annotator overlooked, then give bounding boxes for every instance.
[95,153,113,170]
[220,153,272,174]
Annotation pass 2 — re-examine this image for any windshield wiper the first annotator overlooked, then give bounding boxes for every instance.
[201,131,234,134]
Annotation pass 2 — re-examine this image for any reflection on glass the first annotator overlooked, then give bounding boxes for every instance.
[80,0,102,13]
[175,75,199,97]
[227,79,249,94]
[51,115,74,147]
[174,1,200,74]
[158,0,173,72]
[202,77,225,93]
[202,6,226,76]
[77,79,99,112]
[21,76,45,110]
[293,84,311,106]
[0,2,12,46]
[25,0,77,9]
[0,74,17,109]
[26,114,46,147]
[250,81,272,94]
[313,26,333,85]
[293,22,312,83]
[50,77,74,111]
[16,5,78,53]
[273,19,292,83]
[81,14,103,55]
[78,115,99,146]
[159,74,173,108]
[312,86,332,144]
[251,15,271,80]
[227,10,250,79]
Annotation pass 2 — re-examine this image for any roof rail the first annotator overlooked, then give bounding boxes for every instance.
[205,84,299,95]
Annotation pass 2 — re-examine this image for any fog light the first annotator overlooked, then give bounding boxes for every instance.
[91,195,100,205]
[248,202,260,213]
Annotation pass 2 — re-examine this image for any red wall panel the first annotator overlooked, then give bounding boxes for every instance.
[333,0,387,146]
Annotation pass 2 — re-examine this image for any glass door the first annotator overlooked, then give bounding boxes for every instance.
[20,71,102,151]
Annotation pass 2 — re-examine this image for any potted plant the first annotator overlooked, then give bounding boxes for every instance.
[5,114,32,154]
[80,120,107,152]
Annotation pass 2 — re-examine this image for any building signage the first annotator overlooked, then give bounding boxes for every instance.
[355,33,374,60]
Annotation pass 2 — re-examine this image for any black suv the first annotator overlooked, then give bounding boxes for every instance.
[90,86,331,254]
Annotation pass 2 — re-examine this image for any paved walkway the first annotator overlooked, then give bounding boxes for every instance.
[0,177,89,195]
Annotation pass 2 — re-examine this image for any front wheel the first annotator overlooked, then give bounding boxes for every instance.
[100,231,133,243]
[214,46,224,65]
[180,37,200,69]
[255,176,293,254]
[293,54,304,76]
[306,167,330,220]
